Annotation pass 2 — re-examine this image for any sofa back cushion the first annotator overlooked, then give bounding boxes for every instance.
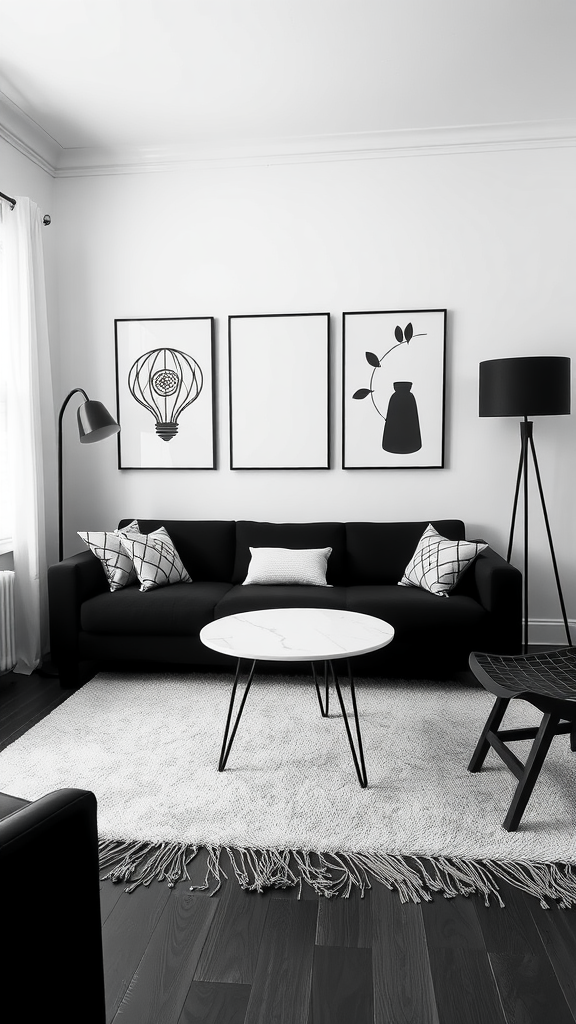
[232,521,347,585]
[345,520,466,585]
[116,519,468,586]
[118,520,236,581]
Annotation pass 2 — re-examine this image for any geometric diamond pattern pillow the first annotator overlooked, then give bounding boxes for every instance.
[77,520,140,592]
[118,527,192,592]
[398,523,487,598]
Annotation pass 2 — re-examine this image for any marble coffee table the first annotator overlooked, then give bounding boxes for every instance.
[199,607,394,788]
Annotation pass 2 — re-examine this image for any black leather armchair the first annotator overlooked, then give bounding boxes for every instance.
[0,788,106,1023]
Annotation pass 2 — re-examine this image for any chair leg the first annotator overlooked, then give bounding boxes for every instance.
[468,697,510,772]
[503,712,560,832]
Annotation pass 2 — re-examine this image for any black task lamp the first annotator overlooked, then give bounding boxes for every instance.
[58,389,120,561]
[479,356,571,651]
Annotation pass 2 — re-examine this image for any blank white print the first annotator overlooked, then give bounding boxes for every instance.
[229,314,330,469]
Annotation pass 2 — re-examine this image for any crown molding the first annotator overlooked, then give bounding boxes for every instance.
[49,118,576,176]
[0,91,61,176]
[1,91,575,179]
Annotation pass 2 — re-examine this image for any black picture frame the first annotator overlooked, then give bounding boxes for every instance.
[115,316,216,470]
[228,312,331,469]
[342,308,447,469]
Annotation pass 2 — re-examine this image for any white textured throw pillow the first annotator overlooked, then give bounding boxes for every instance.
[398,523,487,598]
[242,546,333,586]
[119,527,192,592]
[78,520,140,592]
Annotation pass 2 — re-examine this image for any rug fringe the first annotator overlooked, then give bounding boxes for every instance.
[98,840,576,908]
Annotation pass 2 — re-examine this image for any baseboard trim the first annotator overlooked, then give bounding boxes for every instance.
[527,618,575,646]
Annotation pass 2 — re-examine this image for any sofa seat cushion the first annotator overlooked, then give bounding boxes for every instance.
[345,585,487,638]
[214,584,348,619]
[80,582,234,636]
[0,792,30,820]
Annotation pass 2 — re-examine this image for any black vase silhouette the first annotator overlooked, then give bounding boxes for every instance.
[382,381,422,453]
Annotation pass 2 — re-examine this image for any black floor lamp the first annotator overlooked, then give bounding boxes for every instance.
[479,356,572,651]
[58,388,120,561]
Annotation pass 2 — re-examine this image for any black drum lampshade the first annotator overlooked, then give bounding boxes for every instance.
[77,400,120,443]
[479,356,571,418]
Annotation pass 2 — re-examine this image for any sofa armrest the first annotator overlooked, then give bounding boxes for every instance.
[0,788,106,1023]
[460,545,522,652]
[48,550,107,681]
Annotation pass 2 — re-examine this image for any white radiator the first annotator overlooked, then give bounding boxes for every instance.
[0,570,15,672]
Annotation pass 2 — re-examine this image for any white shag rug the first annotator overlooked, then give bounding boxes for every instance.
[0,672,574,906]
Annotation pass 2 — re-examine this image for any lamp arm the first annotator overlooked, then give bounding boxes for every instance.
[58,388,90,431]
[58,388,90,562]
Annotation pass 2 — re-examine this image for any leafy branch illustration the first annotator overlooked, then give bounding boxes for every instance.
[352,322,426,419]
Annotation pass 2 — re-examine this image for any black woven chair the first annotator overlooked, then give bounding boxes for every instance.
[468,648,576,831]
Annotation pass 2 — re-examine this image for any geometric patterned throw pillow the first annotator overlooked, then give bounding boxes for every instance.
[118,527,192,592]
[77,520,140,592]
[242,546,333,586]
[398,523,487,598]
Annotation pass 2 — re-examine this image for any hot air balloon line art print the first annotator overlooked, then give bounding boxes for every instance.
[115,317,216,469]
[128,347,203,442]
[342,309,447,470]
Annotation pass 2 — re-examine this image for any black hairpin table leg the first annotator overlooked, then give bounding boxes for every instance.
[219,657,368,788]
[311,661,330,716]
[218,658,257,772]
[329,659,368,788]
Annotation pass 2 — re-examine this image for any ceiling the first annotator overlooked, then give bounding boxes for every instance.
[0,0,575,152]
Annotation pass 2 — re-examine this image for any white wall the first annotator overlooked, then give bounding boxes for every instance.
[53,144,576,641]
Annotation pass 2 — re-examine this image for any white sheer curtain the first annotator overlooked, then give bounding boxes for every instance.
[0,196,57,673]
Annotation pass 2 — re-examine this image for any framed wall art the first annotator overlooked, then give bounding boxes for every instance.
[342,309,447,469]
[115,316,216,469]
[228,312,330,469]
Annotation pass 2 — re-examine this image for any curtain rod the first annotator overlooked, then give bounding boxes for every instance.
[0,190,51,224]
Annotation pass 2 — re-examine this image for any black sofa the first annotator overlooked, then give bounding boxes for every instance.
[48,518,522,686]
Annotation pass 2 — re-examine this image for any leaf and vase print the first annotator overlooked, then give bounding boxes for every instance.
[353,321,427,454]
[343,309,446,469]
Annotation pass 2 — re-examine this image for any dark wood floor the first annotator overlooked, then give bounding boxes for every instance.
[1,669,575,1024]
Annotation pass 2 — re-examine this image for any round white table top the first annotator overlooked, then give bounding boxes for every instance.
[200,607,394,662]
